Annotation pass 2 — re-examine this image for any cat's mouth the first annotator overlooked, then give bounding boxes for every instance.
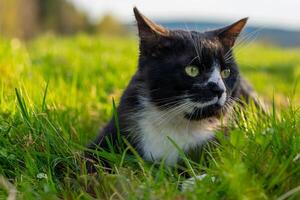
[184,104,223,120]
[189,92,227,107]
[190,96,219,108]
[183,93,227,120]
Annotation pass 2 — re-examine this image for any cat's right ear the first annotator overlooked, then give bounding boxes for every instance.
[214,18,248,49]
[133,7,169,41]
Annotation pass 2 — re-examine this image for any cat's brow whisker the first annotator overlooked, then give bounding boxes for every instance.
[185,24,201,63]
[224,27,263,62]
[235,27,263,48]
[195,35,203,64]
[226,34,259,61]
[224,27,262,59]
[224,28,260,59]
[188,56,200,66]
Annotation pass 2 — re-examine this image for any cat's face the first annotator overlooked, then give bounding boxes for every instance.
[134,7,247,120]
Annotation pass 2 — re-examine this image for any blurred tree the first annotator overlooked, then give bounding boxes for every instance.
[0,0,90,39]
[37,0,89,34]
[96,14,127,36]
[0,0,39,39]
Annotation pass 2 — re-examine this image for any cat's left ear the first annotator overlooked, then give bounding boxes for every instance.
[214,18,248,49]
[133,7,169,41]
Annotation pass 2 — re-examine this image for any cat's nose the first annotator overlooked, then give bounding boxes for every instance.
[207,82,224,98]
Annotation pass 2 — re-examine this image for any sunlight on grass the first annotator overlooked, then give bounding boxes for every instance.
[0,35,299,199]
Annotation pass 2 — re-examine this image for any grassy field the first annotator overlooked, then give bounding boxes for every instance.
[0,34,299,199]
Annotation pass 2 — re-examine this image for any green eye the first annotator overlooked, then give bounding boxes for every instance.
[185,66,199,77]
[221,69,231,79]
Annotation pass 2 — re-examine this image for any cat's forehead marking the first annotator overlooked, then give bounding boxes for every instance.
[212,60,221,69]
[207,65,226,92]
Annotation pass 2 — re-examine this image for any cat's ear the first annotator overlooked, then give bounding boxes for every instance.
[133,7,169,41]
[214,18,248,48]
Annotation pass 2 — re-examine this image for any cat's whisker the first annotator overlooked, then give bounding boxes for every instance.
[123,94,201,115]
[150,94,197,104]
[224,27,261,57]
[158,107,190,130]
[155,105,189,132]
[153,101,189,126]
[188,56,200,66]
[128,99,184,115]
[159,101,195,124]
[224,35,259,62]
[224,27,263,62]
[228,96,245,105]
[185,103,196,133]
[87,10,259,169]
[185,24,201,63]
[159,103,194,136]
[235,27,263,47]
[195,35,202,61]
[165,101,193,120]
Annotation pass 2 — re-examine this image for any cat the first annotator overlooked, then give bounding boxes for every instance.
[85,7,262,172]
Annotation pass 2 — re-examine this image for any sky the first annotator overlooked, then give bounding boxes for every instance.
[70,0,300,30]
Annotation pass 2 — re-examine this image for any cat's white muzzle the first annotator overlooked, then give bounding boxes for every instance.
[218,92,227,106]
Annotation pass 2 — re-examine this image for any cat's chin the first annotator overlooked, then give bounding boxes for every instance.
[183,104,224,121]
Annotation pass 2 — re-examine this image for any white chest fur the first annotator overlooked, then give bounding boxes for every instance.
[130,97,220,166]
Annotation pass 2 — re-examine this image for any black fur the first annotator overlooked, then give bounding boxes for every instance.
[85,8,253,172]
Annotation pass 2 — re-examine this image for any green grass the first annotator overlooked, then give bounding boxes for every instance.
[0,34,299,199]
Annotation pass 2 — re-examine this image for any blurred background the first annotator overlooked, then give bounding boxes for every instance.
[1,0,300,46]
[1,2,300,199]
[0,0,299,107]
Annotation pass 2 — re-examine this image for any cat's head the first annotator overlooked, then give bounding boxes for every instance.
[134,7,247,120]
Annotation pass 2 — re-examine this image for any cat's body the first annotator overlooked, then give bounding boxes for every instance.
[85,8,261,172]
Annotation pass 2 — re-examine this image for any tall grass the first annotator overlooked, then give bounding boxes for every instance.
[0,34,299,199]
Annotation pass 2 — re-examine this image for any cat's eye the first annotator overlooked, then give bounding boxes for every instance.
[185,66,199,77]
[221,69,231,79]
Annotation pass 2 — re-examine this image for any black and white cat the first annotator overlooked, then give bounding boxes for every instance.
[86,7,260,172]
